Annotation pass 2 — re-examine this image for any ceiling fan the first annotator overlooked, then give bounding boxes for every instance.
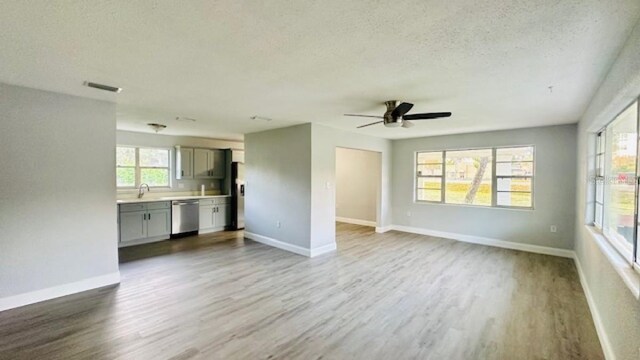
[345,100,451,128]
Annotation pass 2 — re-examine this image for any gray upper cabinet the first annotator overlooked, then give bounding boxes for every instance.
[194,148,226,179]
[176,147,193,179]
[193,148,209,178]
[210,150,225,178]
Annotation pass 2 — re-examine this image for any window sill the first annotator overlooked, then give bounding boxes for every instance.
[413,200,534,211]
[584,225,640,299]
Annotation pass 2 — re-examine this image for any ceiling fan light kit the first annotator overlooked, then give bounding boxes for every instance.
[345,100,451,129]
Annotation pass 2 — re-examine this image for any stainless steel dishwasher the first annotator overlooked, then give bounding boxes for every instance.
[171,200,199,235]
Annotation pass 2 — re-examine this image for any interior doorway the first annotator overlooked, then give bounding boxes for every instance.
[335,147,382,229]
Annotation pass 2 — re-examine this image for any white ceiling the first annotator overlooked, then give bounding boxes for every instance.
[1,1,639,140]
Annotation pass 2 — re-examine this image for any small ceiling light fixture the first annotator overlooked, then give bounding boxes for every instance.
[147,123,167,133]
[83,81,122,93]
[250,115,273,122]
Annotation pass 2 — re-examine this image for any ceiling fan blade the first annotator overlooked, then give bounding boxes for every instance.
[401,120,414,128]
[344,114,384,119]
[403,112,452,120]
[357,121,384,128]
[391,102,414,118]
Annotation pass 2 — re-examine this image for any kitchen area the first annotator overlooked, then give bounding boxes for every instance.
[115,130,244,249]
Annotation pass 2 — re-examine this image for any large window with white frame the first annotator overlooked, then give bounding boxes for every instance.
[116,146,171,188]
[593,100,639,264]
[415,145,534,208]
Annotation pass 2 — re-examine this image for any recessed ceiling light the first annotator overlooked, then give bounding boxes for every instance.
[83,81,122,93]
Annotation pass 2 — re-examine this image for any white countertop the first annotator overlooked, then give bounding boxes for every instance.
[116,195,231,204]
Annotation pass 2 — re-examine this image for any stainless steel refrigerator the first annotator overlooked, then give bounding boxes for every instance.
[230,162,245,230]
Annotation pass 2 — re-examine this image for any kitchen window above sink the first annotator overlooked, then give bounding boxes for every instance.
[117,146,171,188]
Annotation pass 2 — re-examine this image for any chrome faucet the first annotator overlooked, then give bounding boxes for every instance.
[138,183,150,198]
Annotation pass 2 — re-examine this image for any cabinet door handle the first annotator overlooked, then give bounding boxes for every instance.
[148,213,151,220]
[181,170,184,176]
[143,213,147,220]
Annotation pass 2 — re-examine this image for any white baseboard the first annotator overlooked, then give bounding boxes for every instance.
[118,235,170,248]
[336,217,376,227]
[573,255,615,360]
[375,226,392,233]
[0,272,121,312]
[244,231,311,257]
[199,226,226,235]
[310,242,337,257]
[392,225,574,258]
[244,232,337,258]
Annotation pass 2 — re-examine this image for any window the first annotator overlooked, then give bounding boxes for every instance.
[416,151,444,202]
[445,149,492,206]
[415,146,534,209]
[594,133,605,229]
[496,146,534,207]
[116,146,170,188]
[594,100,638,262]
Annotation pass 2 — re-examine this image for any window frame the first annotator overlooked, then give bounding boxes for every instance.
[116,146,137,189]
[594,131,605,229]
[116,146,172,189]
[494,146,535,210]
[414,145,535,210]
[415,151,445,203]
[592,98,640,266]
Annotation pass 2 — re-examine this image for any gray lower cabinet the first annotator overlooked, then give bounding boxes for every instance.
[199,198,230,233]
[119,211,147,242]
[119,202,171,247]
[146,209,172,238]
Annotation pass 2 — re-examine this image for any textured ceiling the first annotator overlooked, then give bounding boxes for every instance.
[1,1,639,140]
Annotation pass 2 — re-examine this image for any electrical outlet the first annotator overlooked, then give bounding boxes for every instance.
[325,181,331,189]
[177,183,185,189]
[276,221,281,228]
[407,211,412,217]
[550,225,557,233]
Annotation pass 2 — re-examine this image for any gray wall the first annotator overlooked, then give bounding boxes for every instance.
[245,123,392,253]
[245,124,312,248]
[574,17,640,360]
[0,83,120,307]
[310,124,392,249]
[116,130,244,196]
[392,124,577,250]
[336,147,380,222]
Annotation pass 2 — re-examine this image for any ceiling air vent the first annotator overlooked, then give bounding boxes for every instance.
[83,81,122,93]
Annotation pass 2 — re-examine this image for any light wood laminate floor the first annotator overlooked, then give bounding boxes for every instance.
[0,223,603,359]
